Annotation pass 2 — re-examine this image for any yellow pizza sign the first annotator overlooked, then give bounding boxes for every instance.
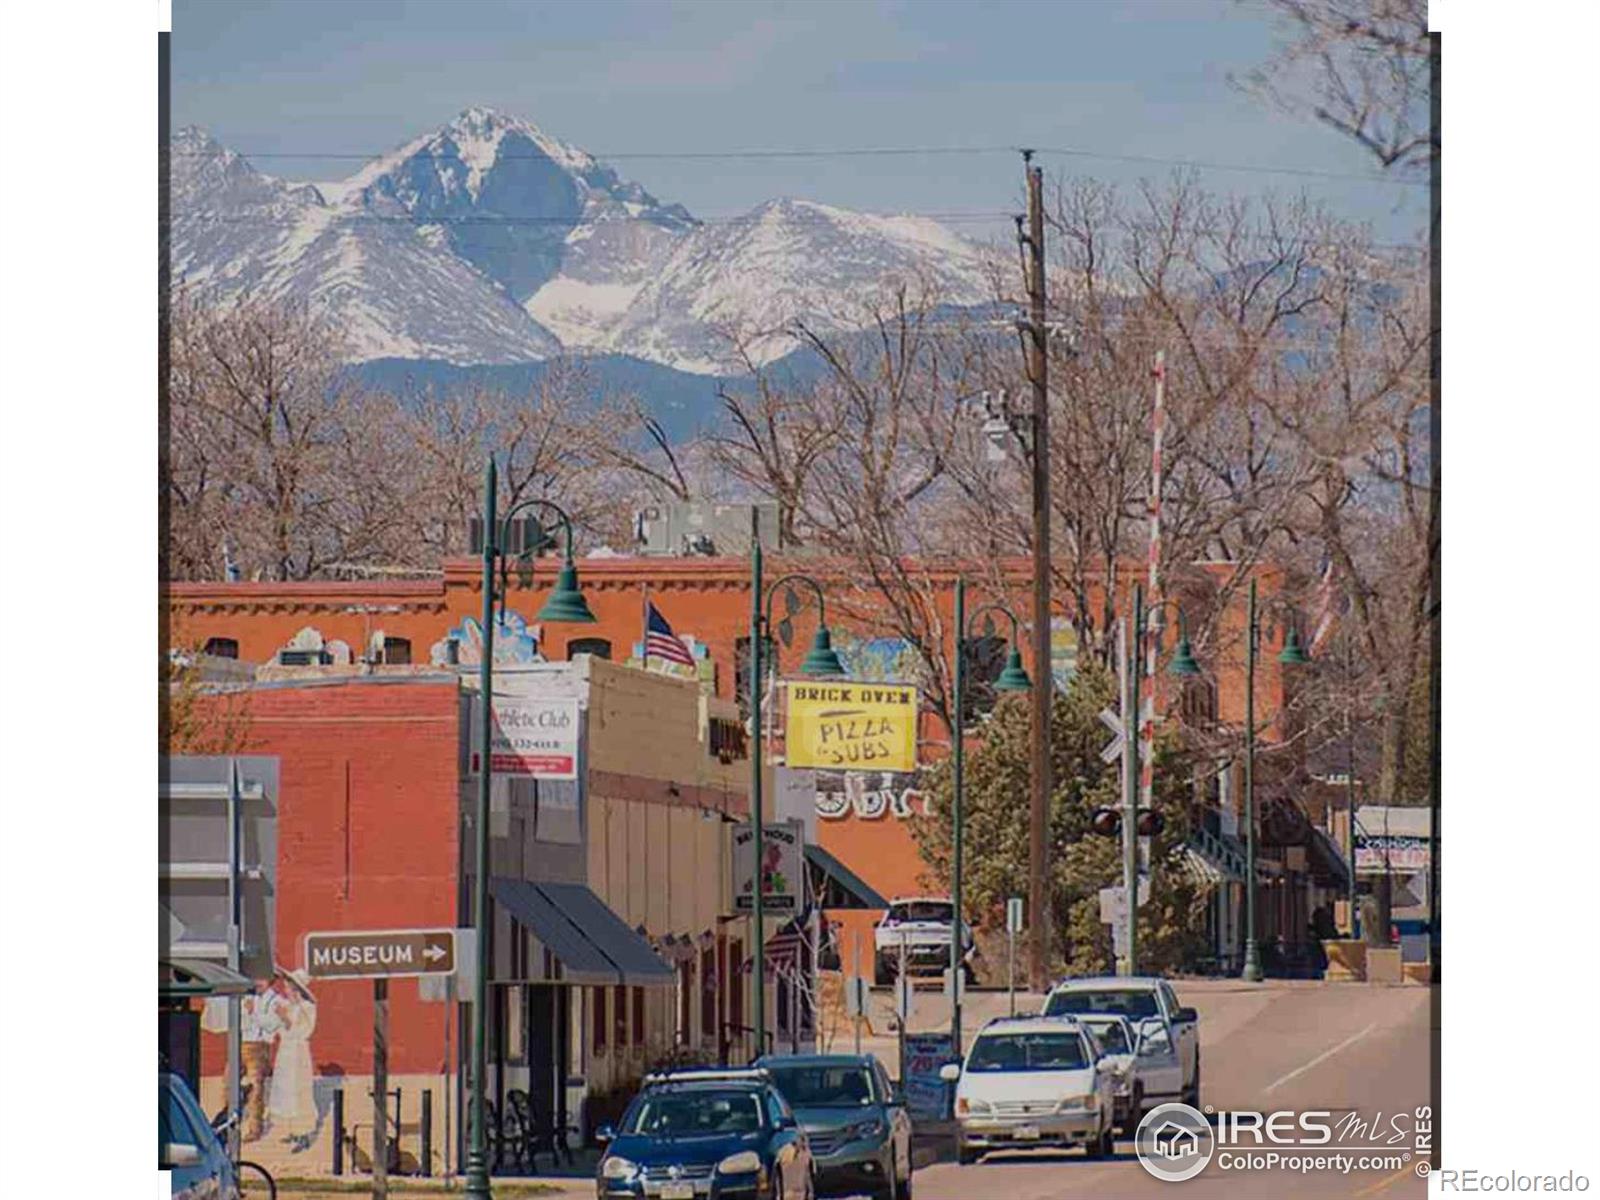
[785,682,919,772]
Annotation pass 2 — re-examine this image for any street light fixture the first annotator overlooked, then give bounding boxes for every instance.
[950,577,1032,1059]
[747,545,844,1060]
[464,458,595,1200]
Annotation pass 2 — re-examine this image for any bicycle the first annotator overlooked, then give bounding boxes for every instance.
[210,1104,279,1200]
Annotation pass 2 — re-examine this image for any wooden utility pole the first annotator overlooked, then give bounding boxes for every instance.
[1023,152,1053,988]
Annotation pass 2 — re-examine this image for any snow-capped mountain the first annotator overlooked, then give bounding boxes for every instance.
[171,108,995,372]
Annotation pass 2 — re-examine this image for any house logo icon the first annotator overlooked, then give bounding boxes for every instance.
[1136,1103,1215,1182]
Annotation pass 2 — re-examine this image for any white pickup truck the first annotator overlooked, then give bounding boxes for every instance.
[873,896,975,984]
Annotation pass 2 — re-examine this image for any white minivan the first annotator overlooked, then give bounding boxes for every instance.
[939,1016,1119,1165]
[1042,976,1200,1113]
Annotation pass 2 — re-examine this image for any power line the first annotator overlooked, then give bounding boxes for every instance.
[170,209,1425,251]
[170,140,1422,187]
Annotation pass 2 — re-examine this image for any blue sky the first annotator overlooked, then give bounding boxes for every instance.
[172,0,1426,245]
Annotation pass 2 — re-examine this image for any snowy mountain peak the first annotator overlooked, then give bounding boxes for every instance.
[171,111,996,375]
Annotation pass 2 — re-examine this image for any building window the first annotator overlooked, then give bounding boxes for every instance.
[734,637,776,717]
[202,637,239,659]
[592,987,608,1055]
[278,649,331,666]
[708,716,748,763]
[567,637,612,661]
[677,961,692,1043]
[613,985,628,1048]
[699,947,716,1039]
[382,636,412,665]
[728,939,744,1031]
[632,987,645,1046]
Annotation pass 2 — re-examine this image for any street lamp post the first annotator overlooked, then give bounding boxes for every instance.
[949,577,1031,1058]
[747,544,845,1061]
[464,459,596,1200]
[1240,577,1310,984]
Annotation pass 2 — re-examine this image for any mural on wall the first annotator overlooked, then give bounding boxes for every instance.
[429,610,544,667]
[831,632,928,689]
[1050,617,1079,692]
[201,968,324,1150]
[274,627,353,666]
[816,769,929,821]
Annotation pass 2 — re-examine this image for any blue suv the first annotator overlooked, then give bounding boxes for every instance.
[757,1055,912,1200]
[596,1068,815,1199]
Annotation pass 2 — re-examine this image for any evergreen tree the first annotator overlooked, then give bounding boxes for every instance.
[912,662,1210,976]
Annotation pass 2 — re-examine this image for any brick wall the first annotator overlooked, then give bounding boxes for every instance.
[195,678,462,1082]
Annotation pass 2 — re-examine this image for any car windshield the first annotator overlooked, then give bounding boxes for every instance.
[1044,989,1160,1020]
[624,1089,766,1137]
[767,1065,877,1108]
[888,901,952,923]
[1082,1020,1130,1054]
[967,1032,1090,1072]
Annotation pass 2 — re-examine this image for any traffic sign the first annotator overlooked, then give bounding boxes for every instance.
[305,928,456,979]
[843,975,870,1017]
[943,968,967,1001]
[1005,897,1024,933]
[894,973,915,1021]
[1098,707,1125,765]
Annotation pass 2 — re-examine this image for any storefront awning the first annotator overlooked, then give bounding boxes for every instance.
[490,878,674,988]
[805,844,889,909]
[160,958,255,999]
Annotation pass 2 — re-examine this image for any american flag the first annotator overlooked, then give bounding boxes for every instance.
[644,600,696,667]
[1309,555,1341,656]
[758,921,805,973]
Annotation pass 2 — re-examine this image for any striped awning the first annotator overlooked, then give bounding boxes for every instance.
[1180,847,1224,890]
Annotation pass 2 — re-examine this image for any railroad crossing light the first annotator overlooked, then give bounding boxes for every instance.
[1135,810,1166,837]
[1090,807,1121,837]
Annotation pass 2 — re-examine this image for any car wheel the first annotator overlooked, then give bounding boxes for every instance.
[1120,1085,1144,1136]
[1084,1124,1107,1160]
[1184,1054,1202,1107]
[957,1143,980,1166]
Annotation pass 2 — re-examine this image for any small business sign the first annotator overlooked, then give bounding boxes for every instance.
[1354,835,1430,873]
[902,1033,956,1121]
[732,819,804,913]
[785,682,918,773]
[469,695,579,779]
[304,928,456,979]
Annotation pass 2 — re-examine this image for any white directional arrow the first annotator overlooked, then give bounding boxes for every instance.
[424,943,447,962]
[1098,707,1125,765]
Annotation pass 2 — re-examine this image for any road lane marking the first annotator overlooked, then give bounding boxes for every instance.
[1261,1022,1378,1095]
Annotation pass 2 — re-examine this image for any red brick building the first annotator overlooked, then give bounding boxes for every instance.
[170,554,1310,966]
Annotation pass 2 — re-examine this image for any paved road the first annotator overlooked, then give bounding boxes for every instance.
[902,980,1433,1200]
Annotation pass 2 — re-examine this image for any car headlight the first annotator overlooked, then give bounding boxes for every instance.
[956,1097,992,1116]
[600,1155,639,1180]
[847,1117,886,1140]
[1056,1094,1098,1112]
[717,1150,763,1174]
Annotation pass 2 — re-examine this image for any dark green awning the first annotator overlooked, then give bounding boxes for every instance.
[160,958,255,999]
[490,878,674,987]
[805,844,889,909]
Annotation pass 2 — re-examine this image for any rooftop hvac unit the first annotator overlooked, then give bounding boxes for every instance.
[635,502,782,557]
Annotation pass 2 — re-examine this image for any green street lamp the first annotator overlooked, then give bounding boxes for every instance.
[1239,578,1311,983]
[465,460,595,1200]
[950,578,1031,1060]
[747,546,844,1060]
